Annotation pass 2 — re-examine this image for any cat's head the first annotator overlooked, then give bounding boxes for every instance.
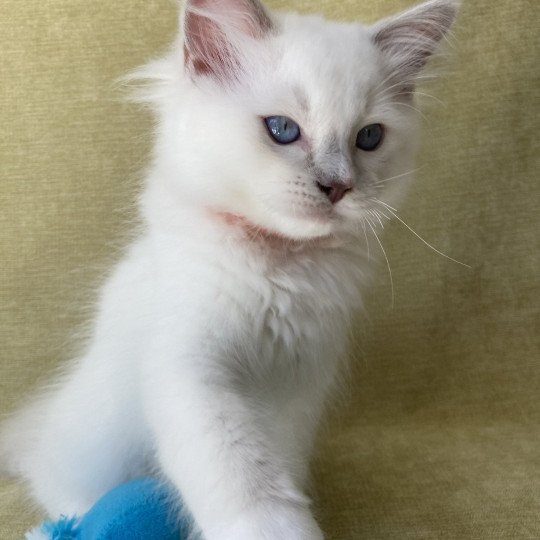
[144,0,459,242]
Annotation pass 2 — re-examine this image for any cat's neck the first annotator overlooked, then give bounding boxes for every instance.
[140,180,370,316]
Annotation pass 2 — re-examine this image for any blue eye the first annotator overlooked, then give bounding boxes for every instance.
[356,123,384,151]
[264,116,301,144]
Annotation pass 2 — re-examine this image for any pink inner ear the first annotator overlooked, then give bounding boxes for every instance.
[184,0,273,79]
[184,9,232,77]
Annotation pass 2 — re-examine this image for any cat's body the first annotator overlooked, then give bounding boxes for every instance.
[19,222,362,531]
[1,1,459,538]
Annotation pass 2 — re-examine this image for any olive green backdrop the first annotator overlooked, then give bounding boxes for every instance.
[1,0,538,538]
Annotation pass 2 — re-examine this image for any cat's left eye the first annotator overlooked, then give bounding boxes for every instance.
[356,123,384,152]
[264,116,301,145]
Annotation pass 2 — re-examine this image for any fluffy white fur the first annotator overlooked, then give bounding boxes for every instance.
[1,1,458,538]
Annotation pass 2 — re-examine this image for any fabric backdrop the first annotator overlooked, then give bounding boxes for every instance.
[1,0,538,538]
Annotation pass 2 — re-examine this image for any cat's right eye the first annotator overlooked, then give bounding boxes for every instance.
[264,116,301,145]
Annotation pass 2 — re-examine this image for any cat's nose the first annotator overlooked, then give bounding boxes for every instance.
[316,179,353,204]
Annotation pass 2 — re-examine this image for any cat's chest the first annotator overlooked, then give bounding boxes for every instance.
[260,279,327,346]
[239,264,356,396]
[218,247,363,360]
[151,235,365,366]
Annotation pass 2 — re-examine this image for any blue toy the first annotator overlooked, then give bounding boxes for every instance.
[26,477,193,540]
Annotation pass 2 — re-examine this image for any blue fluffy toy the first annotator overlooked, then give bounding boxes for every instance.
[26,478,193,540]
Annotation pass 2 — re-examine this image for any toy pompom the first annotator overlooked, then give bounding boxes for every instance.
[26,516,80,540]
[27,478,191,540]
[77,477,187,540]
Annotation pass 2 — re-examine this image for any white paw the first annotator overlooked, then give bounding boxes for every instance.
[209,504,324,540]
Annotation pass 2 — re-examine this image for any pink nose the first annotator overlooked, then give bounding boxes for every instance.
[316,179,353,204]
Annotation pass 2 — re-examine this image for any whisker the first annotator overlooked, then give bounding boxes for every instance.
[361,218,370,261]
[372,73,439,102]
[371,198,471,268]
[382,100,428,120]
[414,91,445,106]
[375,211,391,225]
[371,68,437,97]
[368,209,385,229]
[365,217,394,308]
[373,199,397,212]
[374,167,423,186]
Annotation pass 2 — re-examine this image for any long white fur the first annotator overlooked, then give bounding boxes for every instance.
[1,1,458,538]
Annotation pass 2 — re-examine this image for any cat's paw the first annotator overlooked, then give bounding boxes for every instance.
[211,505,324,540]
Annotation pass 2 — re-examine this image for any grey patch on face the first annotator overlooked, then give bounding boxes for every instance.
[308,134,355,187]
[312,167,344,188]
[320,132,341,157]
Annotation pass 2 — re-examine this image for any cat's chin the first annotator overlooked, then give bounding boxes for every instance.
[211,210,337,247]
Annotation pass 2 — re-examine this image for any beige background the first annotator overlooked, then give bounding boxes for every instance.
[1,0,539,538]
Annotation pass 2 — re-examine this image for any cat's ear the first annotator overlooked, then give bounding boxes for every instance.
[371,0,459,90]
[182,0,273,81]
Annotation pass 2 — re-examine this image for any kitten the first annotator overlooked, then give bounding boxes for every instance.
[1,0,459,538]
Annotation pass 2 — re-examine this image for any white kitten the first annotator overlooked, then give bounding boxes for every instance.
[1,1,458,538]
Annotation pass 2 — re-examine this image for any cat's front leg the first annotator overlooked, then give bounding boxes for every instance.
[142,351,323,540]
